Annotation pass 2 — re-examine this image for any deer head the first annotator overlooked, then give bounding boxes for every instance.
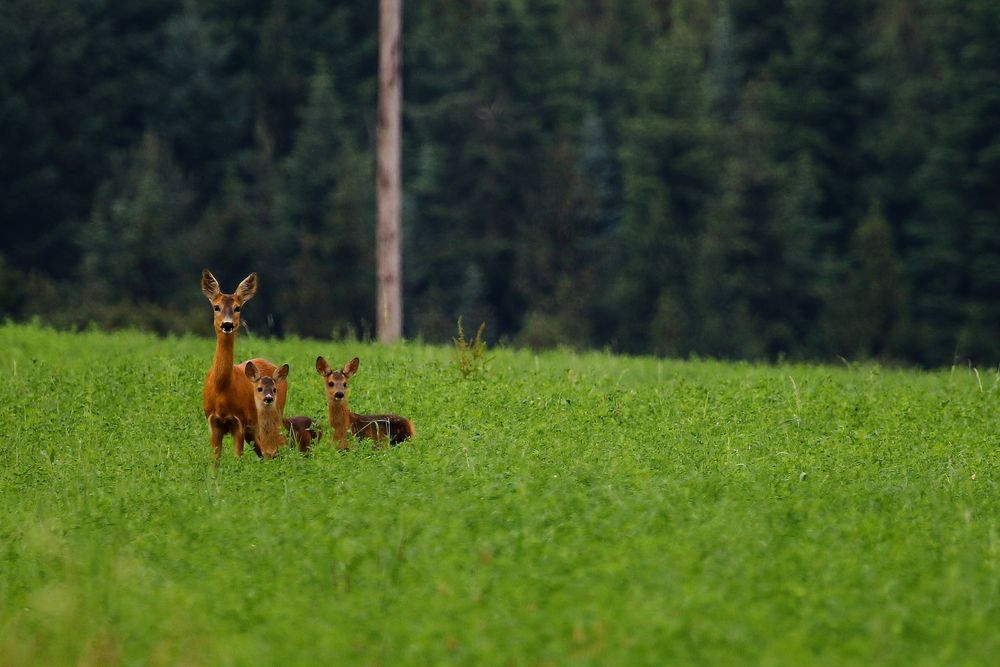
[201,269,257,336]
[315,356,359,405]
[245,361,289,409]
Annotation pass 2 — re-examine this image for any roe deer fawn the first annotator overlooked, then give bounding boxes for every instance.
[315,356,414,450]
[244,361,289,458]
[245,362,320,456]
[201,269,288,462]
[284,415,321,453]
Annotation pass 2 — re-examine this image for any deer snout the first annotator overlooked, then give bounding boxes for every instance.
[263,394,275,404]
[220,321,234,333]
[333,391,344,400]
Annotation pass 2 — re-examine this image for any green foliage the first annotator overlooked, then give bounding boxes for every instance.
[81,131,195,305]
[3,0,1000,366]
[452,317,489,379]
[4,324,1000,664]
[905,0,1000,365]
[273,60,374,339]
[153,4,247,184]
[826,202,908,361]
[615,21,718,355]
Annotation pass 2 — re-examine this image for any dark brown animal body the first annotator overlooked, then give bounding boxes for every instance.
[284,416,321,453]
[315,356,414,450]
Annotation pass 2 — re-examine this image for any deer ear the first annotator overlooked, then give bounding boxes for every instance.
[274,364,289,381]
[201,270,220,300]
[244,361,259,382]
[342,357,359,377]
[236,272,258,302]
[316,356,331,376]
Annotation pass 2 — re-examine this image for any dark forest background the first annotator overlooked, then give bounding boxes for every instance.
[1,0,998,366]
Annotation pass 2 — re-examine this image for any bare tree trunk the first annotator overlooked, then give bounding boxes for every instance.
[376,0,403,343]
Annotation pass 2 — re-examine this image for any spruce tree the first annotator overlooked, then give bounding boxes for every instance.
[615,22,717,355]
[80,131,197,330]
[839,202,907,360]
[275,61,374,339]
[908,0,1000,364]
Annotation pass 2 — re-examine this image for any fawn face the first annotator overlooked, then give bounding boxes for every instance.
[316,356,359,404]
[201,269,257,335]
[245,362,289,410]
[245,362,289,458]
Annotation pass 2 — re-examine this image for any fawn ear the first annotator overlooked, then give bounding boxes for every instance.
[274,364,289,381]
[342,357,359,377]
[316,356,331,376]
[201,270,220,300]
[244,361,259,382]
[236,272,258,302]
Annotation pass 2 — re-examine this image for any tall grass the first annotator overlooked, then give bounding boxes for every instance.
[1,323,998,665]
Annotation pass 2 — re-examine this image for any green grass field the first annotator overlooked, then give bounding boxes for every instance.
[1,322,999,665]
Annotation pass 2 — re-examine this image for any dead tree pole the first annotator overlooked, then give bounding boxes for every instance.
[376,0,403,343]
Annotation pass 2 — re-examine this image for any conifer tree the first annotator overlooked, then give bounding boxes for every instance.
[838,202,907,360]
[80,131,197,329]
[275,61,374,339]
[615,22,717,355]
[907,0,1000,364]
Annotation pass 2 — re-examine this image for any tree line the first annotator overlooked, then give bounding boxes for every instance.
[1,0,998,366]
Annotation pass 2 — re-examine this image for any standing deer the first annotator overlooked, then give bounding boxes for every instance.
[315,356,414,450]
[244,361,289,458]
[201,270,287,462]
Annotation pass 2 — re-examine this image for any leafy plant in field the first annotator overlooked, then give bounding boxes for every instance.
[452,317,488,379]
[5,324,1000,666]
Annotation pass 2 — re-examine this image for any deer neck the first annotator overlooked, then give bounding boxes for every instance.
[327,400,354,440]
[256,405,282,447]
[209,330,236,387]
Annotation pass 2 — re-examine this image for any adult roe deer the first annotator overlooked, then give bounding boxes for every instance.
[201,269,287,462]
[315,356,414,450]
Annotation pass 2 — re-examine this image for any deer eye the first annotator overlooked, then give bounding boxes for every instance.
[257,387,263,392]
[328,382,334,387]
[234,306,241,312]
[343,382,348,388]
[213,305,220,312]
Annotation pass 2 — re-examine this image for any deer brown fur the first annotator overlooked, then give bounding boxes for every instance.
[284,416,321,453]
[244,361,289,459]
[201,269,287,462]
[315,356,414,450]
[245,361,320,456]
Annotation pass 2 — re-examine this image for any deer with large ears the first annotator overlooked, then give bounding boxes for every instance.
[201,269,288,463]
[315,356,414,450]
[244,361,321,456]
[244,361,289,459]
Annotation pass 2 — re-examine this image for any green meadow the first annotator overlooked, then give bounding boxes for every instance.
[1,322,999,666]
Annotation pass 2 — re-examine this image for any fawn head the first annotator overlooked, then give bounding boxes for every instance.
[245,361,289,410]
[316,356,359,404]
[201,269,258,336]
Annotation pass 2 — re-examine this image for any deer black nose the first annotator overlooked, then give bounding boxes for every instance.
[264,395,274,404]
[334,391,344,400]
[221,321,234,333]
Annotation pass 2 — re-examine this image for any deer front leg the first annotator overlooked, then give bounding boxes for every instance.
[232,418,246,457]
[244,424,263,457]
[333,432,351,451]
[208,417,225,464]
